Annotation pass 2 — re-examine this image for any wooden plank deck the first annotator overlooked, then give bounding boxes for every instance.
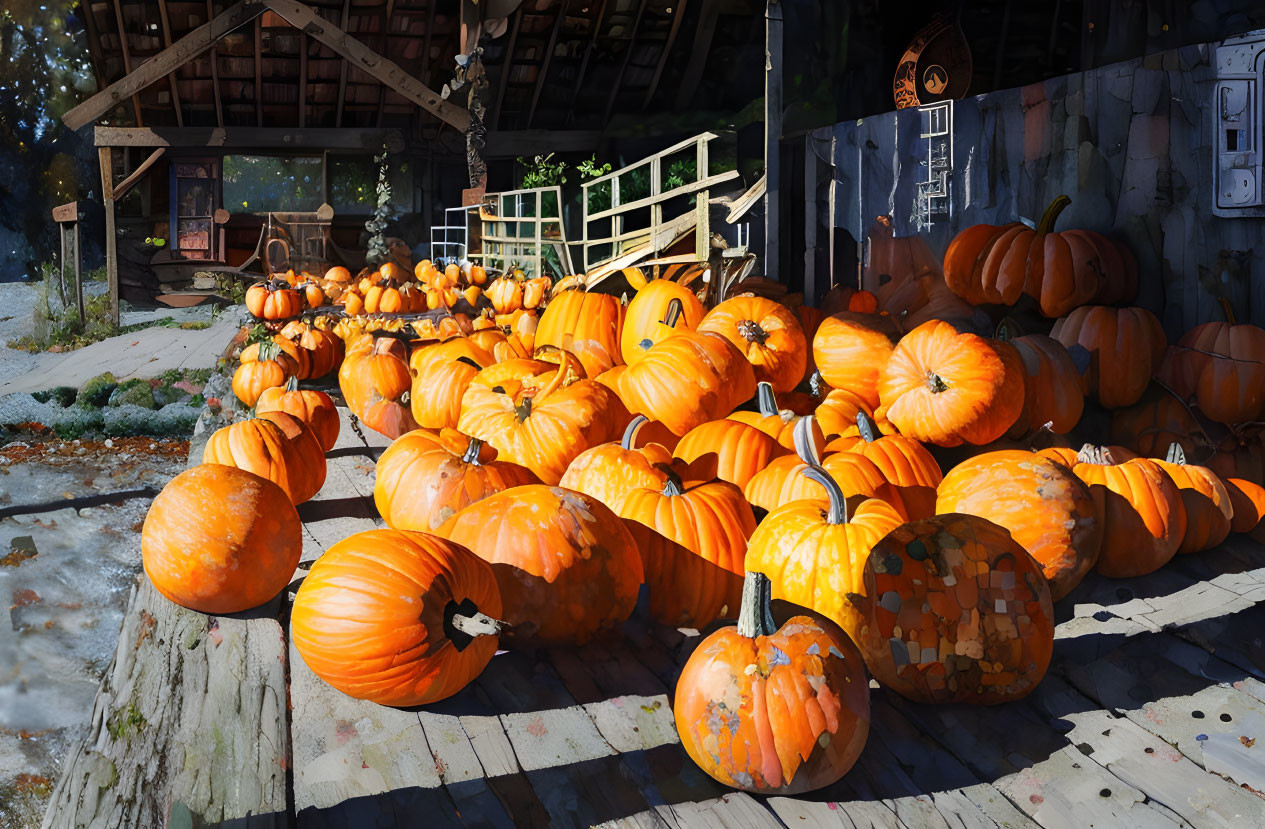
[46,400,1265,828]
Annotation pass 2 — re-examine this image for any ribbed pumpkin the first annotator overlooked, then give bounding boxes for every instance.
[673,419,789,490]
[826,412,941,519]
[438,486,642,646]
[338,334,419,439]
[202,412,326,505]
[142,464,301,614]
[291,529,503,706]
[616,330,756,436]
[408,338,496,431]
[811,312,901,410]
[232,340,293,408]
[936,450,1101,601]
[621,282,706,365]
[457,350,630,484]
[256,376,340,452]
[375,429,539,532]
[1174,313,1265,425]
[728,382,826,454]
[534,289,625,378]
[1038,444,1137,468]
[674,571,870,794]
[852,513,1055,705]
[1003,332,1087,437]
[293,325,345,380]
[942,195,1137,317]
[612,470,756,629]
[242,336,312,381]
[745,463,903,639]
[1109,386,1207,459]
[699,296,807,394]
[877,320,1025,447]
[1072,447,1186,578]
[1051,305,1166,409]
[1225,478,1265,537]
[1152,444,1234,555]
[814,387,894,442]
[246,281,302,320]
[559,415,703,509]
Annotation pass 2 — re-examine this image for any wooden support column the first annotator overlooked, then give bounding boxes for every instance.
[763,0,782,281]
[99,148,120,328]
[206,0,225,127]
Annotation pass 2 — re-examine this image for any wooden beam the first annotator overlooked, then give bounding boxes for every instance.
[674,0,719,111]
[526,0,566,129]
[642,0,686,110]
[764,0,781,281]
[485,128,601,157]
[95,125,407,151]
[490,8,522,131]
[376,1,394,128]
[113,148,167,201]
[110,0,145,126]
[98,147,120,328]
[334,0,351,127]
[263,0,470,131]
[602,0,647,125]
[156,0,184,127]
[78,1,107,91]
[207,1,225,127]
[63,1,267,131]
[567,0,608,125]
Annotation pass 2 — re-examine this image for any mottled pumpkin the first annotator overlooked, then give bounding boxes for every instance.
[674,572,870,794]
[1152,444,1234,555]
[438,486,642,645]
[853,514,1055,704]
[699,296,807,394]
[291,529,503,706]
[375,429,540,532]
[936,450,1101,600]
[142,464,301,614]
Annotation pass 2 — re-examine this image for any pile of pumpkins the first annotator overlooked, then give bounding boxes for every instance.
[143,199,1265,796]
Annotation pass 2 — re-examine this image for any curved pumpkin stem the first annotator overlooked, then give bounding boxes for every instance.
[444,598,504,652]
[736,571,777,639]
[258,339,281,363]
[1166,442,1187,465]
[737,319,770,345]
[514,396,532,422]
[809,370,826,399]
[755,381,778,416]
[462,437,484,465]
[622,415,648,450]
[662,297,684,329]
[792,416,823,466]
[1219,296,1237,326]
[1036,195,1072,235]
[661,466,685,497]
[456,355,483,370]
[1076,443,1120,466]
[856,411,880,443]
[800,464,849,525]
[284,374,300,392]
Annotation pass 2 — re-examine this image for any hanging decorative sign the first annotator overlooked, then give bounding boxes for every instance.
[893,13,973,110]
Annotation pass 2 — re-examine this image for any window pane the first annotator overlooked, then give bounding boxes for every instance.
[223,155,323,213]
[328,156,377,212]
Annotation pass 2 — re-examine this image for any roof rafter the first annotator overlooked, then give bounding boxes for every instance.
[526,0,566,129]
[206,0,225,128]
[155,0,184,126]
[643,0,687,110]
[109,0,144,126]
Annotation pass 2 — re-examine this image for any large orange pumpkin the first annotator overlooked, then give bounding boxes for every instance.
[1225,477,1265,538]
[698,296,807,394]
[375,429,539,532]
[674,571,870,794]
[338,334,419,439]
[255,376,340,452]
[232,340,293,408]
[438,486,642,646]
[1174,315,1265,425]
[246,281,302,320]
[1073,448,1186,578]
[534,289,625,377]
[621,281,706,365]
[408,338,496,431]
[1004,332,1087,437]
[291,529,502,706]
[728,382,826,453]
[558,414,709,510]
[943,195,1137,317]
[1109,386,1208,459]
[673,418,789,490]
[1152,444,1234,555]
[202,412,326,505]
[811,312,901,410]
[616,330,756,436]
[814,387,894,442]
[1051,305,1166,409]
[142,464,301,614]
[745,463,903,639]
[877,320,1025,447]
[457,351,630,484]
[853,514,1055,704]
[936,450,1101,600]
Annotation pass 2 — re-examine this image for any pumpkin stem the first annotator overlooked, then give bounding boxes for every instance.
[736,572,777,639]
[1036,195,1072,235]
[994,318,1019,341]
[792,416,823,466]
[736,319,769,345]
[856,411,880,443]
[1165,442,1187,465]
[1219,297,1237,326]
[258,339,281,363]
[284,374,300,392]
[662,298,684,329]
[462,438,484,465]
[662,467,685,497]
[1076,443,1118,465]
[456,355,482,370]
[755,382,778,416]
[443,598,504,652]
[809,370,826,398]
[622,415,648,450]
[800,464,849,525]
[926,372,949,394]
[515,397,532,422]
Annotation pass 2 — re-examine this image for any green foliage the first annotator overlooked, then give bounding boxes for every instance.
[76,373,117,409]
[576,155,612,180]
[663,158,697,192]
[106,703,146,742]
[364,149,394,267]
[7,264,117,352]
[517,153,568,189]
[108,379,157,410]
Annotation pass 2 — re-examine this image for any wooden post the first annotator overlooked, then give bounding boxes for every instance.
[99,147,120,328]
[74,220,84,325]
[58,223,69,307]
[764,0,782,281]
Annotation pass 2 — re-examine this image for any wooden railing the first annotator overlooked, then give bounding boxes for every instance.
[467,186,575,278]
